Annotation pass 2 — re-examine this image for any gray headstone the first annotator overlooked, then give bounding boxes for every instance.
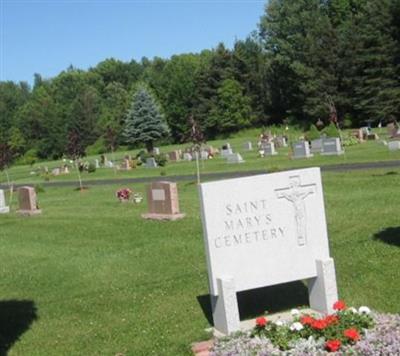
[388,141,400,151]
[321,138,344,156]
[310,139,323,153]
[146,157,158,168]
[243,142,253,151]
[226,153,244,164]
[293,141,313,159]
[221,148,233,158]
[261,142,277,156]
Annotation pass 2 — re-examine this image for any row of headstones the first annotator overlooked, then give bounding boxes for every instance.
[0,187,41,216]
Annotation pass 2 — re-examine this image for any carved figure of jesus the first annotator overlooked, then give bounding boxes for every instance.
[275,176,316,246]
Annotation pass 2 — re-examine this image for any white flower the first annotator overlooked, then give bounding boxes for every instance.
[291,308,300,316]
[290,322,304,331]
[274,320,284,327]
[348,307,357,313]
[69,160,73,164]
[358,306,371,315]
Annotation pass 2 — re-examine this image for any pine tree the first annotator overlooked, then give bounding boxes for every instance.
[123,85,170,153]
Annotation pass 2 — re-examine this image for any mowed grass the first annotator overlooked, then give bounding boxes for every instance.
[0,168,399,355]
[5,127,400,185]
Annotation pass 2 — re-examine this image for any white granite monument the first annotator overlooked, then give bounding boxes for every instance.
[199,168,338,335]
[0,189,10,214]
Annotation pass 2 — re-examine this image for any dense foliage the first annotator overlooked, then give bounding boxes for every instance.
[1,0,399,162]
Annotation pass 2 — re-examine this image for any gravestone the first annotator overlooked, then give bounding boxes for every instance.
[168,151,181,162]
[154,147,160,155]
[183,153,193,161]
[321,138,344,156]
[388,141,400,151]
[51,168,61,176]
[121,159,131,170]
[292,141,313,159]
[243,142,253,151]
[310,139,323,153]
[145,157,158,168]
[200,151,209,160]
[61,165,70,174]
[0,189,10,214]
[105,160,114,168]
[226,153,244,164]
[95,159,100,169]
[199,168,338,335]
[142,181,185,220]
[274,136,287,148]
[261,142,277,156]
[220,148,233,158]
[17,186,42,216]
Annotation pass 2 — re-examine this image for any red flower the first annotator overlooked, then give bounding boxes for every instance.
[311,318,328,330]
[344,328,360,342]
[325,339,341,352]
[256,316,267,328]
[300,315,315,326]
[333,300,346,311]
[325,314,339,326]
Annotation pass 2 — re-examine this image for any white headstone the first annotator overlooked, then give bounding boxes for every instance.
[310,139,323,153]
[95,159,100,169]
[321,138,344,156]
[293,141,313,159]
[0,189,10,214]
[105,160,114,168]
[199,168,338,334]
[146,157,158,168]
[243,142,253,151]
[200,151,209,160]
[261,142,277,156]
[51,168,61,176]
[183,153,193,161]
[226,153,244,164]
[388,141,400,151]
[221,148,233,158]
[153,147,160,155]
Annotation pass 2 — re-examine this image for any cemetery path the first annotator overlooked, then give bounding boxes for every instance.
[2,160,400,189]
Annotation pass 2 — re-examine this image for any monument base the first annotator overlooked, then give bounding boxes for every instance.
[17,209,42,216]
[141,213,185,221]
[0,207,10,214]
[292,154,314,159]
[321,151,345,156]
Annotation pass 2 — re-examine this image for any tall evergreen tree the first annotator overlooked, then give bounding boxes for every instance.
[123,85,170,153]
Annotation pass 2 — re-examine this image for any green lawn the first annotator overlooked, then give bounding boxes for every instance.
[0,168,399,355]
[3,127,400,186]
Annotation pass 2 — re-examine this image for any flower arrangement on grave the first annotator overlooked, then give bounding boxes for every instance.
[210,300,400,355]
[116,188,133,202]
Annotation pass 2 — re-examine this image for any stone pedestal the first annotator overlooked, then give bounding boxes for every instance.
[0,189,10,214]
[141,181,185,221]
[17,186,42,216]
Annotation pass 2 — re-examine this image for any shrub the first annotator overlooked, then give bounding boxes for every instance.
[306,125,320,141]
[85,137,107,155]
[87,162,96,173]
[323,123,340,138]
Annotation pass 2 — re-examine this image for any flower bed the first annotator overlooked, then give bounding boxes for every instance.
[211,301,400,355]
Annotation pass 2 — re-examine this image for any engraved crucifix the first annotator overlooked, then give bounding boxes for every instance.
[275,176,316,246]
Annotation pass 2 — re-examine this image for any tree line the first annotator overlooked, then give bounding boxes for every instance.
[1,0,399,164]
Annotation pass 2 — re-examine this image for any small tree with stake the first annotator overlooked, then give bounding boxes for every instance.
[123,84,170,154]
[66,129,86,191]
[0,142,15,205]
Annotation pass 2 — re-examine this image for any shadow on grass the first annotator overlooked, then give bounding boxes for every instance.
[0,300,38,356]
[197,281,308,326]
[373,227,400,247]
